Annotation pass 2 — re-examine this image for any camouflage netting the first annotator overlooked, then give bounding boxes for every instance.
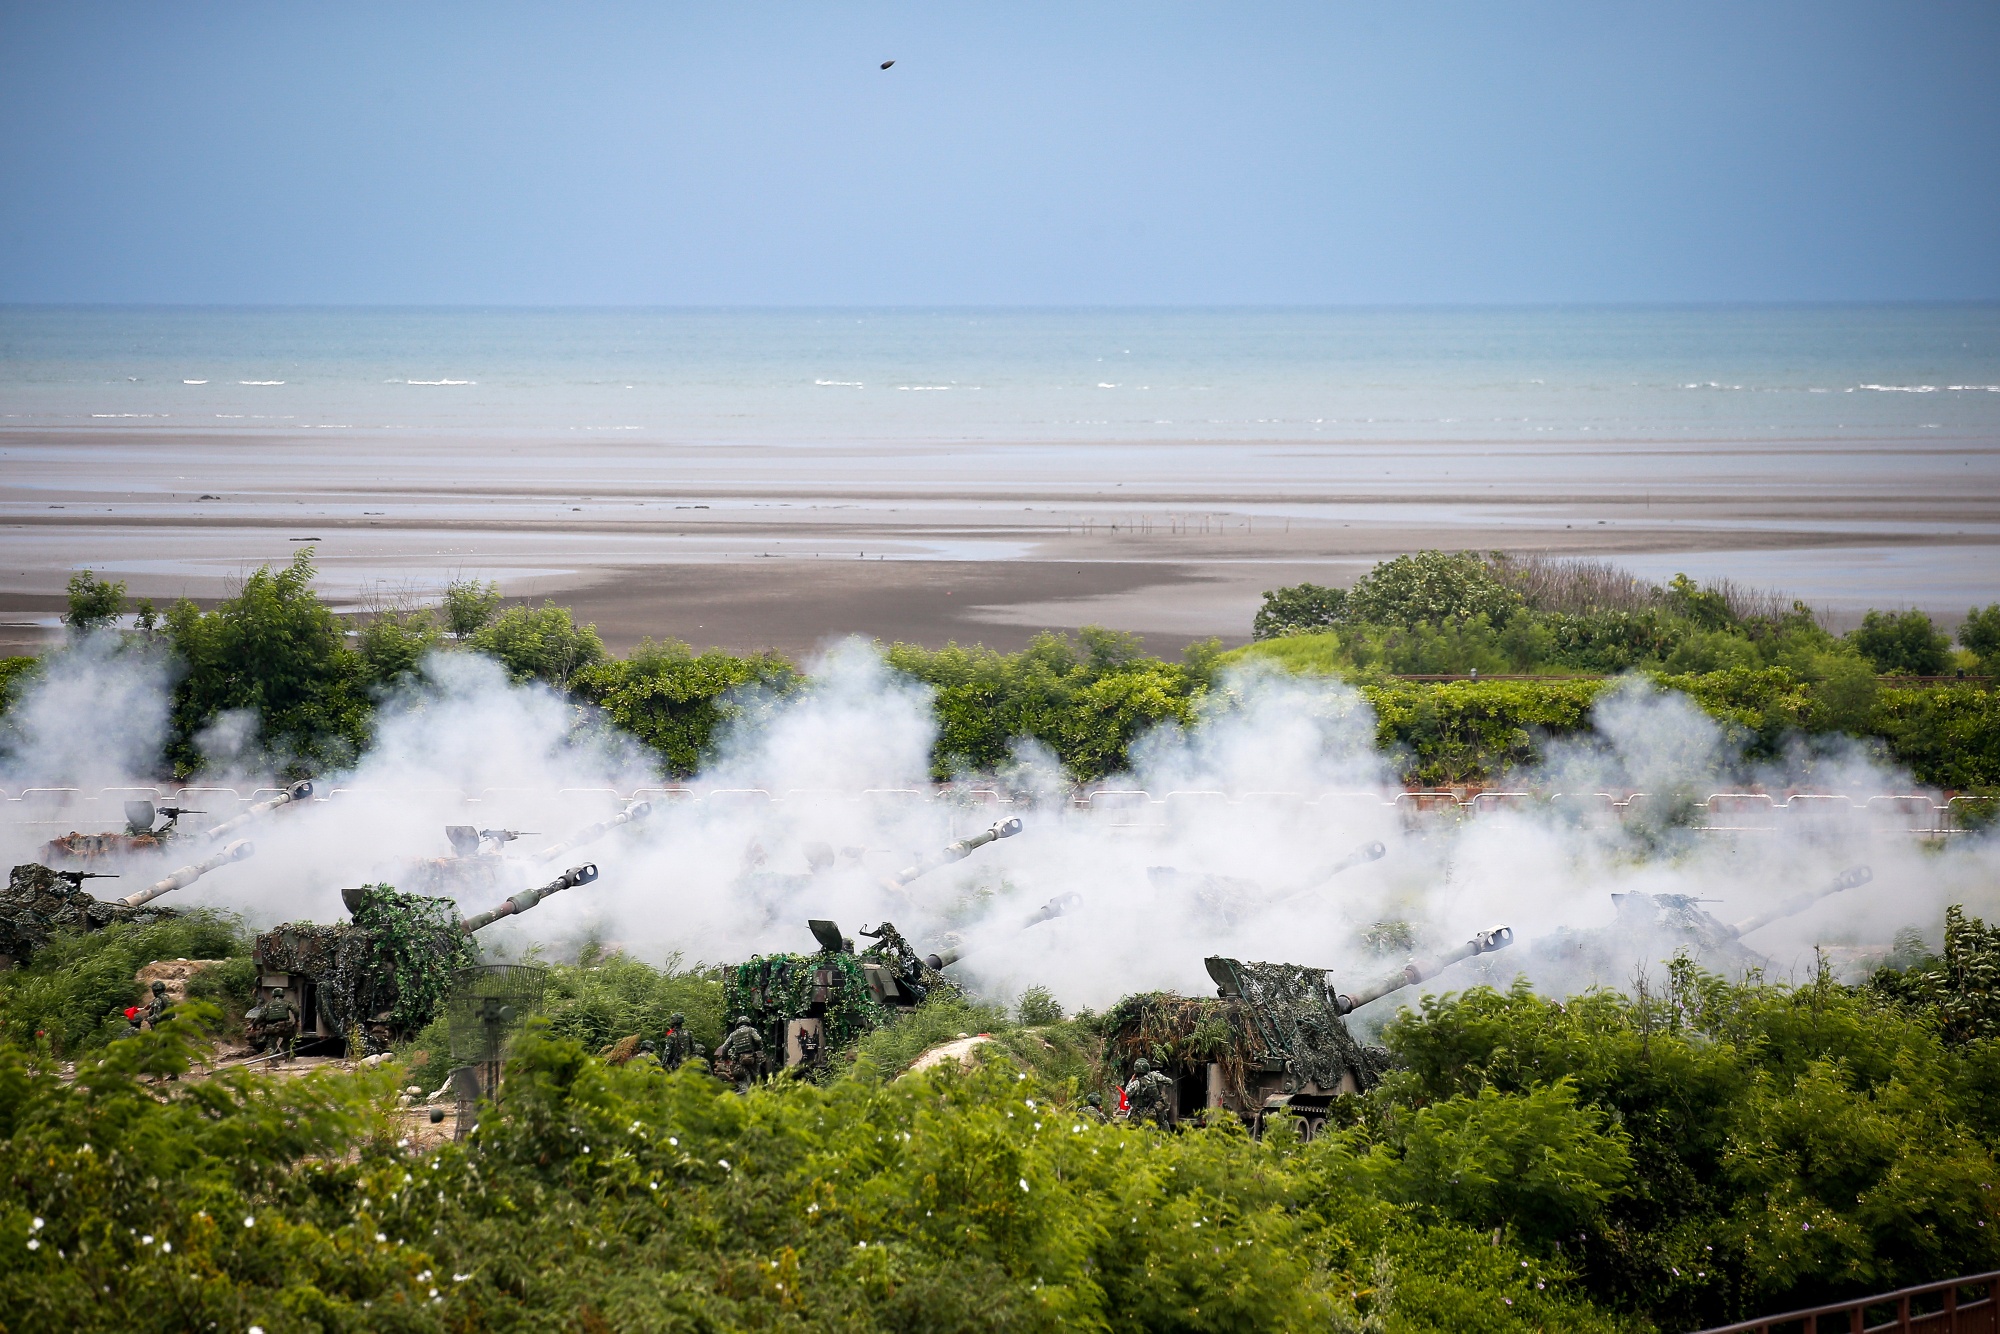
[726,950,891,1056]
[0,863,174,968]
[723,921,960,1075]
[253,884,478,1040]
[1102,992,1270,1106]
[1104,959,1393,1106]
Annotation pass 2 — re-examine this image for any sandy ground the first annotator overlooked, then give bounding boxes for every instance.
[2,427,1997,655]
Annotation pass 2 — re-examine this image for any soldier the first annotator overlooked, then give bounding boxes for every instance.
[1123,1057,1174,1128]
[794,1022,822,1071]
[246,986,298,1063]
[713,1014,764,1092]
[1079,1091,1109,1123]
[661,1012,697,1071]
[141,979,172,1029]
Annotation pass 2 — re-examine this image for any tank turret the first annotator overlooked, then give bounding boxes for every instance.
[1531,864,1874,983]
[398,799,641,898]
[0,863,155,970]
[250,863,602,1056]
[42,779,310,867]
[892,817,1022,887]
[1102,921,1515,1137]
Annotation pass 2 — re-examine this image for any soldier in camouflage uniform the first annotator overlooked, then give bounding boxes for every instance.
[1122,1057,1175,1128]
[141,979,172,1029]
[712,1014,764,1092]
[1080,1091,1109,1123]
[245,986,298,1062]
[661,1012,700,1071]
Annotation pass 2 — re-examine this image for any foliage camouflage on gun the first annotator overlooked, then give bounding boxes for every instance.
[722,921,959,1077]
[1101,964,1393,1110]
[0,863,165,970]
[252,884,478,1041]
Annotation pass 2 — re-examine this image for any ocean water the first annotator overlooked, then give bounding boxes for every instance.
[2,305,1997,446]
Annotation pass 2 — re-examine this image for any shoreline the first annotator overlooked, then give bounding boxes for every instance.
[2,424,1996,654]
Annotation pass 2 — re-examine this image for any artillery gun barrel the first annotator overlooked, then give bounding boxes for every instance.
[117,839,255,908]
[922,890,1080,971]
[1337,924,1514,1014]
[894,817,1023,886]
[1313,840,1387,884]
[1728,865,1873,939]
[531,801,651,863]
[202,780,313,842]
[460,863,598,933]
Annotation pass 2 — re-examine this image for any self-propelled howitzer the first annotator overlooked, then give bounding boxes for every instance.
[42,779,313,866]
[721,916,972,1081]
[250,863,599,1055]
[1101,923,1515,1137]
[0,864,144,970]
[398,799,647,897]
[1529,864,1874,983]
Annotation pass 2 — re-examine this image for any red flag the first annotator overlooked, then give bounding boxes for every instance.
[124,1006,140,1021]
[1116,1085,1129,1112]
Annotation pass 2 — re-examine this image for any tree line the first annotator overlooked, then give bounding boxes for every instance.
[8,547,1995,791]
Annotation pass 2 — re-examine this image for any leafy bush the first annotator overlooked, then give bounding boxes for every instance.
[163,547,369,774]
[63,569,126,631]
[1849,608,1953,676]
[886,630,1208,780]
[1253,582,1347,639]
[1345,551,1524,628]
[0,911,247,1054]
[536,948,728,1054]
[441,577,503,639]
[1380,962,2000,1324]
[468,602,607,689]
[0,1016,1627,1333]
[573,638,798,775]
[1958,603,2000,674]
[355,607,444,687]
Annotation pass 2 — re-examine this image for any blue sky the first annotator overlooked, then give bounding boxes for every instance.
[2,2,1995,305]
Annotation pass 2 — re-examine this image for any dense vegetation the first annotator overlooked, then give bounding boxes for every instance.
[7,904,2000,1332]
[8,547,1995,789]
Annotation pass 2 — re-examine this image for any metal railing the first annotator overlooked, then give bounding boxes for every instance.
[1692,1271,2000,1334]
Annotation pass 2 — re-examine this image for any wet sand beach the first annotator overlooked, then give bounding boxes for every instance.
[3,424,1996,656]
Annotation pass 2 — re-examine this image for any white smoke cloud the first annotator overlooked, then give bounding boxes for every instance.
[6,632,1994,1031]
[0,629,173,797]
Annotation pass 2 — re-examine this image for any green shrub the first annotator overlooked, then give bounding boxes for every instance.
[1962,603,2000,674]
[163,547,369,773]
[63,569,126,631]
[1254,582,1348,639]
[887,630,1207,780]
[468,602,607,689]
[441,577,502,639]
[573,638,798,775]
[0,912,247,1054]
[1346,551,1525,628]
[355,607,444,687]
[1849,608,1953,675]
[536,948,728,1054]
